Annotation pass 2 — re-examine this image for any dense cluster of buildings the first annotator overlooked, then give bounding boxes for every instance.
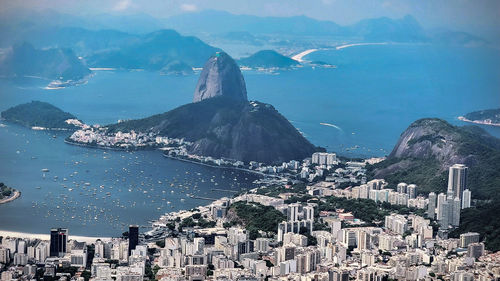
[68,125,191,150]
[1,151,497,280]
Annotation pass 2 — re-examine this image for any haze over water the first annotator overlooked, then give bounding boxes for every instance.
[1,43,499,236]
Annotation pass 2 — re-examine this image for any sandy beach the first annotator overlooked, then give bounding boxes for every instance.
[0,230,112,243]
[0,190,20,204]
[291,49,318,62]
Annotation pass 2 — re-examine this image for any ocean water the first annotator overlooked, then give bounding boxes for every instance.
[0,43,499,236]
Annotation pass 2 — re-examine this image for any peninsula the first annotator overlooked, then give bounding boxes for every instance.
[459,108,500,127]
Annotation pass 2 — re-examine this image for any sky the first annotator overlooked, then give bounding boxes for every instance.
[1,0,499,36]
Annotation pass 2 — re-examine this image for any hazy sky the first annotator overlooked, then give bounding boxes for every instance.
[2,0,499,35]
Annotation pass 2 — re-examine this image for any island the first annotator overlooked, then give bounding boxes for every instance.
[238,50,300,70]
[0,182,20,204]
[0,42,91,88]
[458,108,500,126]
[1,101,83,130]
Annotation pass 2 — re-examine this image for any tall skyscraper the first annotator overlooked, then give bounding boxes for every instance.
[448,164,468,200]
[427,192,436,219]
[50,228,68,257]
[462,189,471,209]
[128,225,139,256]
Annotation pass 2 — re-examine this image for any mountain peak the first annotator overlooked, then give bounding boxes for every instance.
[193,52,248,103]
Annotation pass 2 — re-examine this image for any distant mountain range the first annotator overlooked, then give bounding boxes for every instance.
[0,9,488,49]
[85,29,220,70]
[0,42,91,83]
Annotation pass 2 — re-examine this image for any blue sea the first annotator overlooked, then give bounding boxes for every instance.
[0,43,499,236]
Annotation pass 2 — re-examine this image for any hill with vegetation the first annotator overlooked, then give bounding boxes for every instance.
[226,201,286,239]
[462,108,500,125]
[368,118,500,199]
[367,118,500,251]
[450,200,500,251]
[238,50,299,69]
[0,42,90,82]
[0,182,15,200]
[1,101,80,130]
[106,97,318,163]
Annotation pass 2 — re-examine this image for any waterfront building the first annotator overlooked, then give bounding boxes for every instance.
[50,228,68,257]
[128,225,139,256]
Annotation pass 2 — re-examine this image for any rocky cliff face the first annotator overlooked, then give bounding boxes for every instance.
[388,118,475,167]
[193,52,247,103]
[370,118,500,198]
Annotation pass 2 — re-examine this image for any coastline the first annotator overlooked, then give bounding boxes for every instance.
[458,116,500,127]
[162,154,279,179]
[291,49,318,62]
[0,230,112,243]
[65,139,283,179]
[0,190,21,204]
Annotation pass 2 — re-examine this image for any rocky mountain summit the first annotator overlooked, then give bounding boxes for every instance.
[193,52,247,103]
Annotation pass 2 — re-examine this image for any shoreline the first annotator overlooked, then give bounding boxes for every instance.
[335,42,388,50]
[458,116,500,127]
[291,49,318,62]
[162,154,280,179]
[0,230,112,243]
[0,190,21,204]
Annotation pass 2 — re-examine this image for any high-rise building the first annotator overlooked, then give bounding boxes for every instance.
[303,205,314,221]
[408,184,417,199]
[128,225,139,256]
[397,183,408,194]
[460,232,480,248]
[438,198,450,229]
[448,164,468,201]
[287,203,300,222]
[462,189,471,209]
[50,228,68,257]
[467,242,485,259]
[427,192,436,219]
